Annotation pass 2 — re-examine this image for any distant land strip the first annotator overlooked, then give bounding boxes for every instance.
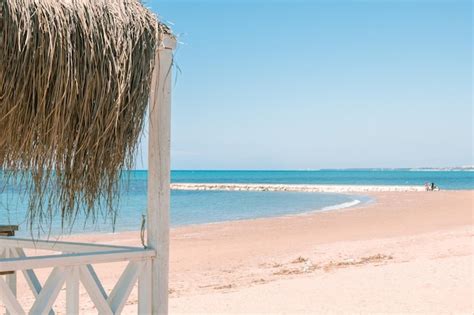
[171,183,426,193]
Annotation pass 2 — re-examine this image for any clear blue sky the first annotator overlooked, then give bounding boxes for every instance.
[135,0,472,170]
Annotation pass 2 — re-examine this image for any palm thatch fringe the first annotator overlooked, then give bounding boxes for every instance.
[0,0,170,232]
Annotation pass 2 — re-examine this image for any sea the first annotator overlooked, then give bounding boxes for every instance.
[1,169,472,236]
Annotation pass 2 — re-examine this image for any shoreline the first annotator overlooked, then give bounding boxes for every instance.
[64,190,470,246]
[32,187,464,239]
[40,192,372,239]
[13,189,373,238]
[171,182,426,192]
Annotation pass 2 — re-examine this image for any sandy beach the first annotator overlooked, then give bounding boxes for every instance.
[7,190,473,314]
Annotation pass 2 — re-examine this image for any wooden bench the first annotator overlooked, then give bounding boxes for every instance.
[0,225,18,237]
[0,225,18,275]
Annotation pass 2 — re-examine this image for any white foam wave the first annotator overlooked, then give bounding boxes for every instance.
[409,168,474,172]
[320,199,361,212]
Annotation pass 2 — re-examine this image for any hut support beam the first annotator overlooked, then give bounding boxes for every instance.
[147,37,175,315]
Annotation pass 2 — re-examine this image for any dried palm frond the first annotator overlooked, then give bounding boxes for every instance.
[0,0,170,233]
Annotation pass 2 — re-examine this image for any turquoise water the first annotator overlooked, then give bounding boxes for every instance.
[1,189,366,237]
[0,169,471,236]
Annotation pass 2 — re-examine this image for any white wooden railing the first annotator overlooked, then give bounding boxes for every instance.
[0,236,155,314]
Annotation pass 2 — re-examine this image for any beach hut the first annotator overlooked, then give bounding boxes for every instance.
[0,0,175,313]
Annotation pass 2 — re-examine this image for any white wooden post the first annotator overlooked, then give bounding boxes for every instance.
[66,267,79,314]
[3,249,16,315]
[146,35,175,315]
[138,260,152,314]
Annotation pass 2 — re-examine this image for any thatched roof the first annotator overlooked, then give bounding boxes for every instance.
[0,0,170,231]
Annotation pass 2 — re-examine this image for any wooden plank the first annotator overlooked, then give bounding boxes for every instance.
[5,248,16,315]
[29,267,66,315]
[1,248,19,315]
[5,271,16,303]
[138,260,152,314]
[0,249,154,272]
[0,229,18,315]
[107,261,143,314]
[10,248,55,315]
[79,265,113,315]
[0,246,14,276]
[148,35,175,315]
[66,267,80,315]
[0,277,25,315]
[85,264,108,300]
[13,249,43,295]
[0,226,18,235]
[0,237,138,252]
[161,36,177,50]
